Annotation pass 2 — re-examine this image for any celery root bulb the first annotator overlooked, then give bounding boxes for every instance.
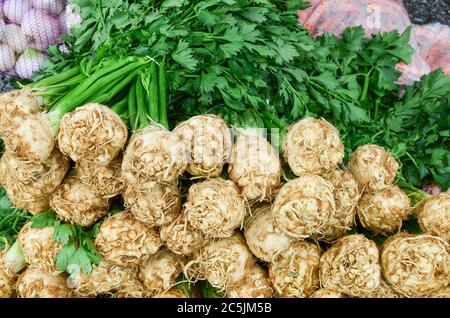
[269,241,321,298]
[0,90,55,161]
[349,144,399,191]
[173,114,232,178]
[138,248,185,293]
[228,133,281,203]
[322,169,360,241]
[122,126,187,184]
[4,112,56,162]
[417,193,450,244]
[227,264,273,298]
[0,253,15,298]
[320,234,381,297]
[185,233,254,291]
[160,214,207,256]
[184,178,247,238]
[283,117,344,176]
[124,181,180,227]
[0,90,43,134]
[75,261,149,298]
[381,234,449,297]
[357,185,411,234]
[309,289,345,298]
[58,103,128,164]
[95,212,162,267]
[1,149,69,214]
[244,205,292,262]
[76,154,125,198]
[272,175,335,239]
[18,223,62,274]
[50,174,110,227]
[16,268,70,298]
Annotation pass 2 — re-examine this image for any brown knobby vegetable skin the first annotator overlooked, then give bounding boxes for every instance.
[95,211,162,267]
[0,90,54,162]
[0,90,43,136]
[138,248,185,293]
[153,289,188,298]
[269,241,321,298]
[17,223,62,274]
[309,289,345,298]
[322,169,360,241]
[76,154,125,198]
[349,144,399,191]
[228,133,281,203]
[184,232,254,291]
[320,234,381,297]
[357,185,411,234]
[184,178,246,238]
[57,103,128,165]
[0,149,69,214]
[50,174,110,227]
[0,252,15,298]
[74,261,149,298]
[122,125,187,184]
[160,214,207,256]
[243,205,292,262]
[430,288,450,298]
[272,174,335,239]
[283,117,344,176]
[417,193,450,244]
[124,181,180,228]
[227,264,273,298]
[16,268,71,298]
[361,279,403,298]
[173,114,232,178]
[380,233,450,297]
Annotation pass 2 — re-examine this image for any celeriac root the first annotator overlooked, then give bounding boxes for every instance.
[228,133,281,203]
[349,144,399,191]
[269,241,321,298]
[283,117,344,176]
[58,103,128,165]
[380,233,449,297]
[95,211,162,267]
[319,234,381,297]
[173,114,232,178]
[184,178,247,238]
[124,181,181,227]
[122,126,187,184]
[272,174,335,239]
[244,205,292,262]
[50,174,110,227]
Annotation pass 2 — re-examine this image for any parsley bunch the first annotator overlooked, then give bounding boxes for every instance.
[31,211,101,278]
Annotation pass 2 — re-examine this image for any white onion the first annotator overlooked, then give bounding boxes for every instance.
[21,9,61,51]
[0,43,15,71]
[30,0,64,16]
[3,0,31,24]
[0,18,6,41]
[59,3,82,35]
[4,23,27,54]
[14,47,46,79]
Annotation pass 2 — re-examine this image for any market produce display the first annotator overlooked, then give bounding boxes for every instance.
[0,0,449,299]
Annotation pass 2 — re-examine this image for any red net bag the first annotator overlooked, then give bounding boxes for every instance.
[297,0,431,85]
[414,23,450,75]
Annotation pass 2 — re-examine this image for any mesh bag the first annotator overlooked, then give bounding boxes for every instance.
[0,0,80,80]
[414,23,450,75]
[297,0,431,85]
